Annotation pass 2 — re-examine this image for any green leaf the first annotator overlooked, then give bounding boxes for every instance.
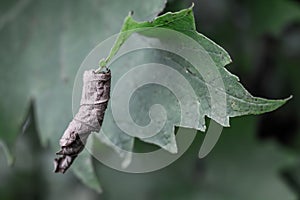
[94,117,296,199]
[97,5,291,158]
[72,148,102,193]
[0,0,166,192]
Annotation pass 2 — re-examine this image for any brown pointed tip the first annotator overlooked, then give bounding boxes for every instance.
[53,155,77,174]
[53,157,66,173]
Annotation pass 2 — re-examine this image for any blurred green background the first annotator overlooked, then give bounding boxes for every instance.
[0,0,300,199]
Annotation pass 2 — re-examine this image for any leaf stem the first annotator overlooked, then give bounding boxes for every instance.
[95,12,136,73]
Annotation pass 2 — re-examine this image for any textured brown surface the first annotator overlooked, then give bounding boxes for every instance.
[54,69,111,173]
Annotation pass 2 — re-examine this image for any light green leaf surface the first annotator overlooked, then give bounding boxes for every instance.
[0,0,167,192]
[97,6,291,159]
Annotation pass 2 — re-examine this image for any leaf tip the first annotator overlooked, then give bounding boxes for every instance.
[128,10,134,16]
[286,95,293,101]
[190,2,195,10]
[264,95,293,113]
[277,95,293,107]
[165,142,178,154]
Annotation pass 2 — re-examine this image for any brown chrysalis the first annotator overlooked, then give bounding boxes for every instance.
[54,69,111,173]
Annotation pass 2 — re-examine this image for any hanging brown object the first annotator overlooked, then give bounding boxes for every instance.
[54,69,111,173]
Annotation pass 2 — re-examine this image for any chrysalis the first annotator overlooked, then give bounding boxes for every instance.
[54,69,111,173]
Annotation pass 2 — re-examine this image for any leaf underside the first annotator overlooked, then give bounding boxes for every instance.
[97,5,291,161]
